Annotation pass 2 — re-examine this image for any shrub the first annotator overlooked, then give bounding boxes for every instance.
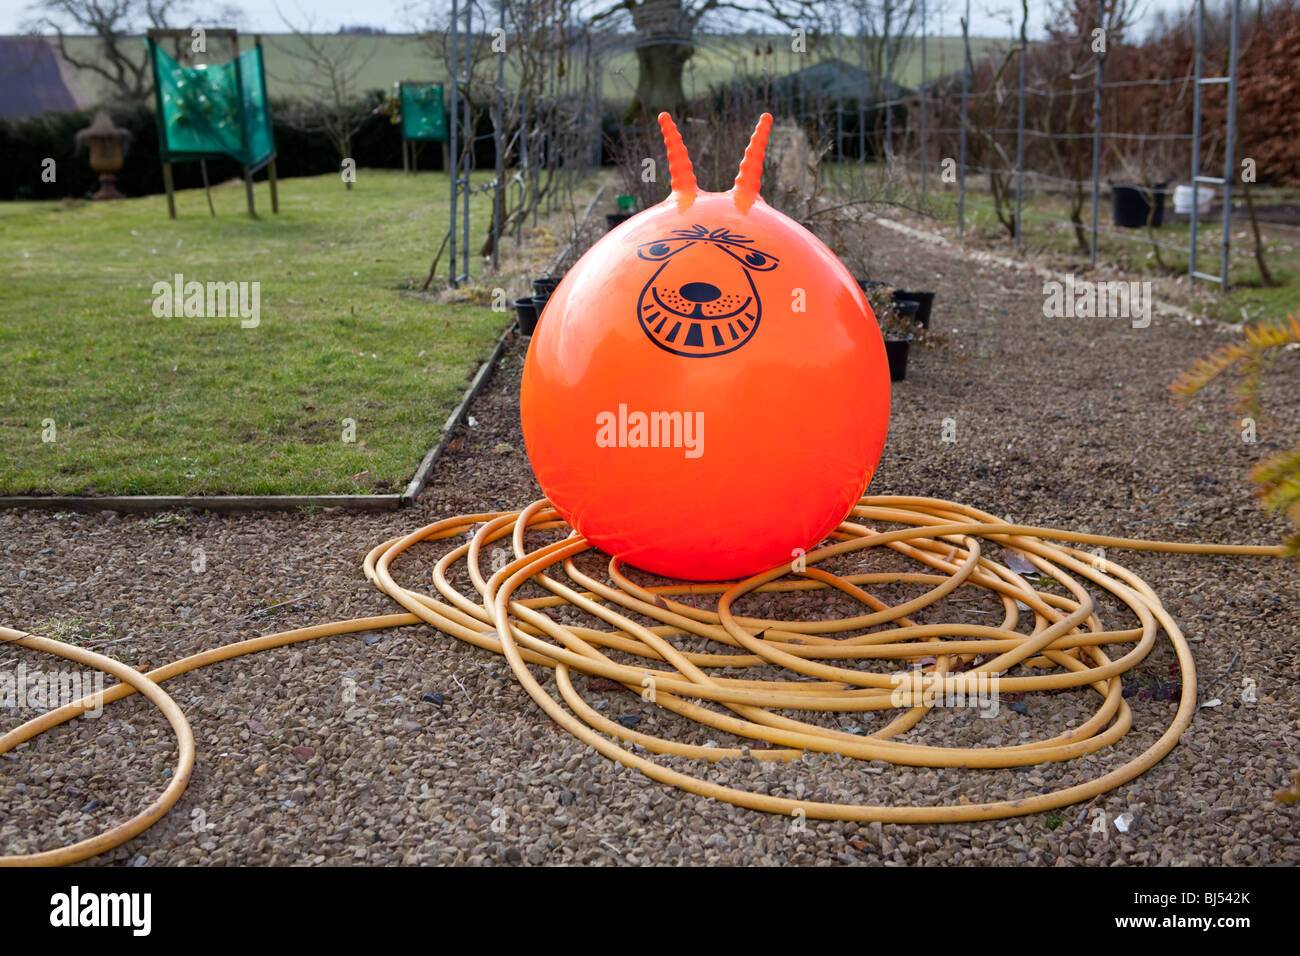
[1172,313,1300,556]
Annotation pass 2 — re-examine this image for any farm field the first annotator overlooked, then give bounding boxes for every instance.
[45,32,1012,106]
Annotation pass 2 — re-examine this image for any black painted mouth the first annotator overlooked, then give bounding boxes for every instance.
[651,286,753,320]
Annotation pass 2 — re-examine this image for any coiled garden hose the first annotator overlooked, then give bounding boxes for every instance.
[0,494,1285,865]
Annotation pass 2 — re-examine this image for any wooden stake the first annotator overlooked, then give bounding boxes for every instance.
[200,159,215,216]
[162,161,176,219]
[268,159,279,214]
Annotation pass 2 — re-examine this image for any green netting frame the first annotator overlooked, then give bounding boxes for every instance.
[400,83,447,142]
[147,38,276,169]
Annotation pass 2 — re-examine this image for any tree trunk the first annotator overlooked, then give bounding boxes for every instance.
[626,1,695,120]
[1242,178,1277,287]
[629,41,693,120]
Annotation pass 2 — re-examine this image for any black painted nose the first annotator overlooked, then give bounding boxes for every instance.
[679,282,721,303]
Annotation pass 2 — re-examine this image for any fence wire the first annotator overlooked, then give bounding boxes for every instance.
[740,0,1249,289]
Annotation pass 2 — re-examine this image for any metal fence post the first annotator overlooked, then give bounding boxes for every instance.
[883,7,892,202]
[920,0,927,215]
[1190,0,1204,280]
[1220,0,1241,291]
[1015,2,1026,253]
[459,0,471,284]
[958,0,970,236]
[491,0,505,272]
[545,20,557,218]
[857,24,866,194]
[448,0,459,287]
[1090,1,1103,268]
[834,17,844,188]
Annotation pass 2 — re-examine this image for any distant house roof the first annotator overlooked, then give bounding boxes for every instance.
[0,36,83,118]
[769,58,911,102]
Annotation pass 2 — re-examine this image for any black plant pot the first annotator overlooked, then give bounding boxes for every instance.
[892,290,935,329]
[606,213,633,232]
[857,278,889,293]
[514,297,539,336]
[532,277,559,297]
[891,299,921,325]
[884,337,912,382]
[1111,183,1167,229]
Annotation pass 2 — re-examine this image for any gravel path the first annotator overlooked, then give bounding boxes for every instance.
[2,204,1297,866]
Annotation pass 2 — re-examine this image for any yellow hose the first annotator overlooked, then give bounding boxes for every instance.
[0,495,1285,864]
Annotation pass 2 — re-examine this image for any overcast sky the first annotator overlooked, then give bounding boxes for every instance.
[1,0,1205,40]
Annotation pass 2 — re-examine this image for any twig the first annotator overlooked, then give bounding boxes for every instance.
[1201,649,1241,701]
[85,636,134,649]
[451,671,474,709]
[421,229,452,292]
[248,594,311,619]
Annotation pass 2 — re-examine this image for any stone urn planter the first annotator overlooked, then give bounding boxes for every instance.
[75,111,132,201]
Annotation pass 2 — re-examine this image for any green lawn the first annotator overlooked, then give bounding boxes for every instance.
[946,187,1300,324]
[0,169,519,496]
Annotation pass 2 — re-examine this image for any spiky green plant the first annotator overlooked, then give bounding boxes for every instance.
[1172,313,1300,556]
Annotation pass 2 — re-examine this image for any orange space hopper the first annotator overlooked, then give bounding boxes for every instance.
[521,112,892,581]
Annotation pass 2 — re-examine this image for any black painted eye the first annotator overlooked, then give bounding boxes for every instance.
[716,243,779,271]
[637,239,694,262]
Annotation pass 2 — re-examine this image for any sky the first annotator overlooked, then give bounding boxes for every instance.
[0,0,1207,40]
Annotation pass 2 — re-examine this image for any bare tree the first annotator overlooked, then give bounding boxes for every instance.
[843,0,918,84]
[411,0,607,258]
[28,0,195,103]
[586,0,833,120]
[1037,0,1142,253]
[272,8,379,190]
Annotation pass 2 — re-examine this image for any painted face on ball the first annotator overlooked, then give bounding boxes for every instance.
[635,224,779,357]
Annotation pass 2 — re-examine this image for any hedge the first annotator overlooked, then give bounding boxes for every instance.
[0,95,506,201]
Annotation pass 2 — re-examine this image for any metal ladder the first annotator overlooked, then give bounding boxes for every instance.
[1189,0,1241,291]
